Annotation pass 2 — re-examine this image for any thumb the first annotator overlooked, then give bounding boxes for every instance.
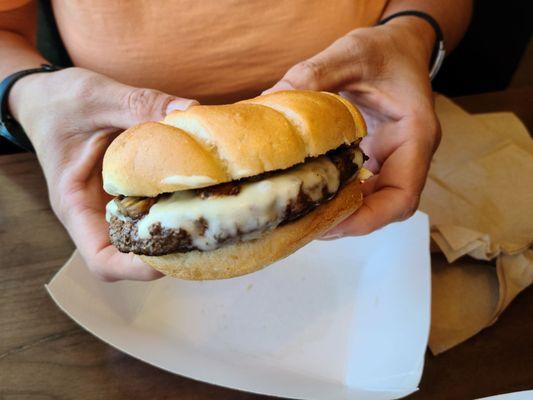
[105,84,198,129]
[262,80,295,95]
[264,34,361,94]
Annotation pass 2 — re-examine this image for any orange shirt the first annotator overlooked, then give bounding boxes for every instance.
[1,0,388,103]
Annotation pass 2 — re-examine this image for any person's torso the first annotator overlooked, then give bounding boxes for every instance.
[52,0,388,103]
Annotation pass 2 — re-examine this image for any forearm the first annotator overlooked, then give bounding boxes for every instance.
[0,1,47,79]
[382,0,473,53]
[0,30,47,79]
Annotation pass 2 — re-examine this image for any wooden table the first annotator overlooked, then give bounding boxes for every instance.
[1,88,532,400]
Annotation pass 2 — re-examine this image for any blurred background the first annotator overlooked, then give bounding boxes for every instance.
[2,0,531,154]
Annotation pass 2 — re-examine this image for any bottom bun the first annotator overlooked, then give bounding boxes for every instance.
[141,179,363,280]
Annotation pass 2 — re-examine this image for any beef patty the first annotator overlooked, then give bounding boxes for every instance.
[108,144,363,256]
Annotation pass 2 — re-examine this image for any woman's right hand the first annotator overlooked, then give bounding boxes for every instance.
[9,67,197,281]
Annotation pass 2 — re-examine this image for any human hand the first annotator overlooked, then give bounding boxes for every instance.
[266,18,441,236]
[9,67,197,280]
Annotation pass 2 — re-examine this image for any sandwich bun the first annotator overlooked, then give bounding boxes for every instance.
[103,90,366,197]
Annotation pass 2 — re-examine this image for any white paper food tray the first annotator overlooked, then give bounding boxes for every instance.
[478,391,533,400]
[47,211,431,400]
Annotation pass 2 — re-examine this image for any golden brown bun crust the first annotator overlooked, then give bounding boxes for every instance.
[103,90,367,196]
[242,91,360,156]
[140,179,362,280]
[103,122,229,197]
[163,103,307,179]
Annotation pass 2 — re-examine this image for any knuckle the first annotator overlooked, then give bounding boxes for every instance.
[289,60,325,90]
[345,32,370,53]
[49,197,66,223]
[126,88,156,110]
[431,117,442,152]
[94,272,116,283]
[410,116,431,134]
[422,111,439,133]
[344,32,384,77]
[405,104,430,121]
[401,193,420,220]
[69,71,106,105]
[52,177,78,222]
[413,111,441,153]
[352,221,374,237]
[47,182,70,223]
[124,88,171,121]
[86,260,116,282]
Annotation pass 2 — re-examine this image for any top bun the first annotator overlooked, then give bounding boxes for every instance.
[103,90,366,197]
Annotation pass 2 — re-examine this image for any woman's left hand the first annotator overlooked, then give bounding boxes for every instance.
[265,18,441,237]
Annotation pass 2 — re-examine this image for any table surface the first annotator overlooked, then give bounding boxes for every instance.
[1,87,532,400]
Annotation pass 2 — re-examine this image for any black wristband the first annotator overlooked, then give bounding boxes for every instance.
[378,10,445,80]
[0,64,62,152]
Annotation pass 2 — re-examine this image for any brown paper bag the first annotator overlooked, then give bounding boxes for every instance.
[420,97,533,354]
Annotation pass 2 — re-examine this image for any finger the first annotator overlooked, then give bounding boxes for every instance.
[329,187,414,237]
[113,85,198,128]
[93,246,164,282]
[89,79,198,129]
[68,203,164,282]
[360,175,378,196]
[265,34,364,93]
[359,136,382,173]
[324,138,431,237]
[61,137,163,281]
[318,176,377,241]
[359,109,438,174]
[262,80,295,94]
[166,98,199,114]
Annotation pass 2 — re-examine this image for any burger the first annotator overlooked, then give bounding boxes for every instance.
[103,90,368,280]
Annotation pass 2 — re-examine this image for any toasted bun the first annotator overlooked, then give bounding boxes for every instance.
[140,178,362,280]
[102,122,230,197]
[103,90,366,197]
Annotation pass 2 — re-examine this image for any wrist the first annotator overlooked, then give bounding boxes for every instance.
[381,16,436,67]
[6,69,64,144]
[1,65,63,151]
[8,73,44,121]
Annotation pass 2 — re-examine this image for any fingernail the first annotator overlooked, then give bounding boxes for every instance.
[319,231,343,241]
[166,99,199,114]
[263,80,295,95]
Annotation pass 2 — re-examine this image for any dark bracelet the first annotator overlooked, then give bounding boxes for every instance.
[378,10,446,80]
[0,64,62,152]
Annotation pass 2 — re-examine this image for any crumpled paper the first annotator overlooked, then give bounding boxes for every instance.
[419,96,533,355]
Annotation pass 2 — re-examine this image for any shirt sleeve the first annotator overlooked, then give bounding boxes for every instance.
[0,0,31,12]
